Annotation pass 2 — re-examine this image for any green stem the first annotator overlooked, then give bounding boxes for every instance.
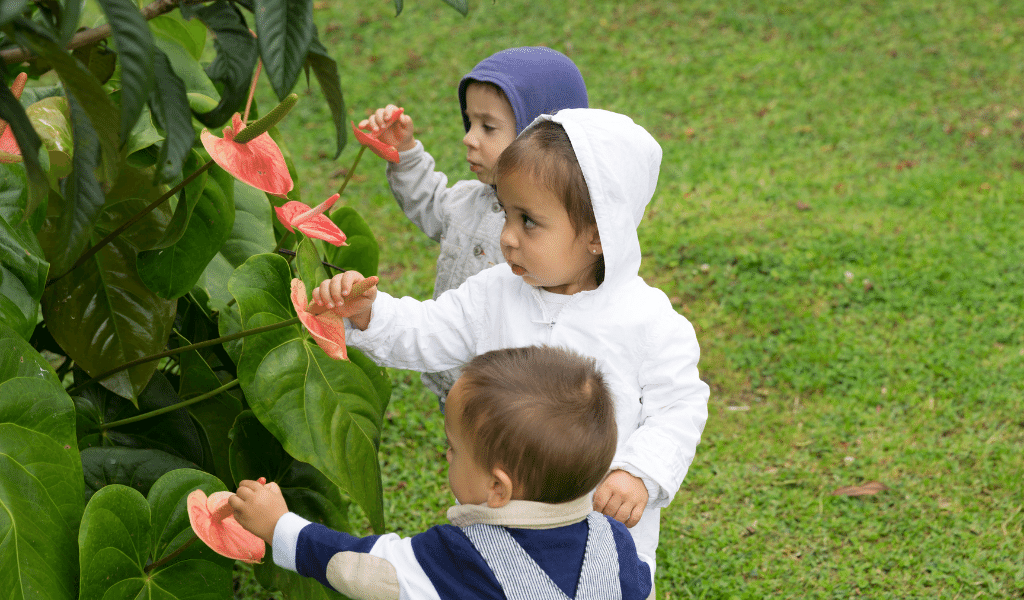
[101,379,239,431]
[336,145,367,196]
[47,160,215,287]
[145,535,197,574]
[68,316,301,394]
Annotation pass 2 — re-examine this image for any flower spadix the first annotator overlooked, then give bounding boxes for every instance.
[275,193,347,246]
[351,107,404,163]
[187,482,266,563]
[201,93,297,197]
[290,276,379,361]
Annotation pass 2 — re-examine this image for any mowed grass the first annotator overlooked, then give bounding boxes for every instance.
[240,1,1024,598]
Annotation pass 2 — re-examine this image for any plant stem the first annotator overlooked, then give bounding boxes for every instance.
[336,145,366,196]
[101,379,239,430]
[276,248,346,272]
[145,535,197,574]
[47,160,215,287]
[68,316,300,394]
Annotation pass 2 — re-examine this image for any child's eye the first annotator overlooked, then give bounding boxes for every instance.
[482,123,495,133]
[523,215,537,229]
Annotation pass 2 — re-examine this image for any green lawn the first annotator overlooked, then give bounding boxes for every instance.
[241,1,1024,597]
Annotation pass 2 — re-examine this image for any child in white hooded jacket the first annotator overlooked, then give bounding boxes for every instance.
[313,108,709,587]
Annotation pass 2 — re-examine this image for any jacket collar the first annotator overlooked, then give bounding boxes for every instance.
[446,495,592,529]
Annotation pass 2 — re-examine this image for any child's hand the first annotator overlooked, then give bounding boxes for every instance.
[359,104,415,152]
[593,470,649,528]
[229,479,289,546]
[312,271,378,330]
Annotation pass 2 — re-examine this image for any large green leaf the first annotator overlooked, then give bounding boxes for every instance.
[25,96,73,180]
[0,325,83,600]
[297,236,328,303]
[197,180,276,312]
[149,49,194,184]
[323,206,379,277]
[78,469,233,600]
[190,0,258,128]
[0,0,28,27]
[96,0,155,145]
[229,254,388,532]
[80,447,198,503]
[149,13,207,61]
[154,37,220,100]
[0,211,47,340]
[0,64,48,223]
[41,234,176,402]
[255,0,313,100]
[305,35,346,158]
[138,163,235,299]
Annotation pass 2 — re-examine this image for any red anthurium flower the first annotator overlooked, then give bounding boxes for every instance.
[201,113,293,197]
[351,107,404,163]
[187,485,265,563]
[290,276,379,361]
[274,193,347,246]
[0,72,28,163]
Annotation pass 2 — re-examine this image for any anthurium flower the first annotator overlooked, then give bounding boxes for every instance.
[290,276,379,361]
[0,72,28,163]
[187,485,265,563]
[351,107,404,163]
[275,193,347,246]
[201,113,293,197]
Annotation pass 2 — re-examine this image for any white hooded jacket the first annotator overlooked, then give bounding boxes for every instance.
[347,109,710,567]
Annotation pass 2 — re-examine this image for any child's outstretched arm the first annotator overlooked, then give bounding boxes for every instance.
[311,271,378,330]
[230,479,289,545]
[359,104,415,152]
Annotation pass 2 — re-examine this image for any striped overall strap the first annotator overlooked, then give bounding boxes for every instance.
[461,512,622,600]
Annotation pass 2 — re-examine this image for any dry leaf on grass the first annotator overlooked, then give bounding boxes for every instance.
[831,480,888,497]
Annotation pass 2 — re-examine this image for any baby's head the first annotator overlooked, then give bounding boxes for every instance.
[444,346,616,506]
[458,47,587,184]
[493,120,605,292]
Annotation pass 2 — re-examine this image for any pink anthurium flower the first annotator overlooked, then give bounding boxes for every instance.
[290,276,379,361]
[351,107,404,163]
[201,113,294,197]
[0,72,28,163]
[274,193,347,246]
[187,482,266,563]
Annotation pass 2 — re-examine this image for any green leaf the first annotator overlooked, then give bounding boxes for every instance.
[255,0,314,100]
[0,0,29,28]
[393,0,404,16]
[80,447,199,503]
[138,163,235,299]
[0,211,48,339]
[145,468,232,563]
[0,67,48,223]
[154,37,220,100]
[323,206,379,277]
[41,235,176,402]
[439,0,469,16]
[149,48,194,184]
[0,325,83,600]
[191,0,258,128]
[77,485,151,600]
[306,35,346,159]
[147,151,207,251]
[17,25,120,185]
[96,0,156,144]
[51,92,106,277]
[197,180,276,312]
[230,254,388,532]
[26,96,73,180]
[149,13,207,61]
[297,236,328,303]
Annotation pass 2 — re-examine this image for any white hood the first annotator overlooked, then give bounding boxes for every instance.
[523,109,662,288]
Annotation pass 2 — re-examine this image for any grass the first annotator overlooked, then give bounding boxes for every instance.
[239,0,1024,597]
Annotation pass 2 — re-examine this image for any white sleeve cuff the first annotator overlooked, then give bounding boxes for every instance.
[271,512,313,572]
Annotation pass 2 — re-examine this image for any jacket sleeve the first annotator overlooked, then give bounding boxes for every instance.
[272,512,441,600]
[386,140,450,242]
[610,314,710,508]
[344,271,493,372]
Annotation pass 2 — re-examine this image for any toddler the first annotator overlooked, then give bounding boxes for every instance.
[230,345,653,599]
[358,46,588,399]
[315,108,710,586]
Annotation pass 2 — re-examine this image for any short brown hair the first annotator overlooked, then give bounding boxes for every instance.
[457,345,617,503]
[494,120,604,284]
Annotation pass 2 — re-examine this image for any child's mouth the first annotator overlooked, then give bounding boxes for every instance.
[510,264,526,276]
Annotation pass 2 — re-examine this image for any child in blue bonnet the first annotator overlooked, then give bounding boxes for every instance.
[230,345,653,600]
[358,46,588,400]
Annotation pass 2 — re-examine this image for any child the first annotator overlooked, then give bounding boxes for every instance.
[230,345,653,600]
[358,46,588,399]
[314,108,711,585]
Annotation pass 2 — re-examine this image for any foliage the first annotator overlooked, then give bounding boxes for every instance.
[0,0,461,598]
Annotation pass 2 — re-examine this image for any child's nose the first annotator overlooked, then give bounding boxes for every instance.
[462,130,476,149]
[500,222,517,248]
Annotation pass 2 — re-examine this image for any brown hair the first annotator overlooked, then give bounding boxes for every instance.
[457,345,617,504]
[494,119,604,284]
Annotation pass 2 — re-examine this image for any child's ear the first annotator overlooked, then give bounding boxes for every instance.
[587,229,603,256]
[487,468,515,508]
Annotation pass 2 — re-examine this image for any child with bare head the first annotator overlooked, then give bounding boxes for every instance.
[230,346,653,599]
[314,109,710,593]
